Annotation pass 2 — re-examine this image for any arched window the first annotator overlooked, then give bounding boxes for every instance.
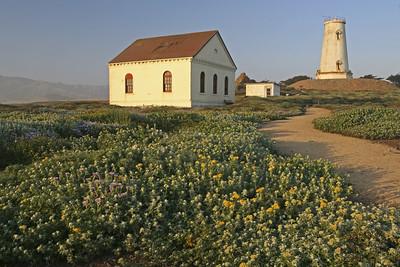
[336,60,342,71]
[200,72,205,93]
[213,74,218,94]
[336,30,342,40]
[163,71,172,92]
[125,73,133,93]
[224,76,229,95]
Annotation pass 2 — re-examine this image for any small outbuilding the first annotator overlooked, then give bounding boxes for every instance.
[245,82,280,98]
[108,30,237,107]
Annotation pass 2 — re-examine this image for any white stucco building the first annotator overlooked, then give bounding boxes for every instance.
[316,18,352,79]
[245,82,280,97]
[108,30,237,107]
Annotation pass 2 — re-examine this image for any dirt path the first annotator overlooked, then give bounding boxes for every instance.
[261,107,400,206]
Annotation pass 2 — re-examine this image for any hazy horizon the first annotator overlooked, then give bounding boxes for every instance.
[0,0,399,85]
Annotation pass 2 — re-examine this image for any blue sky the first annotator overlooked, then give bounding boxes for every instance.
[0,0,399,85]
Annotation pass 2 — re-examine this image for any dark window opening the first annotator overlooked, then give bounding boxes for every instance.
[336,60,342,71]
[213,74,218,94]
[200,72,205,93]
[125,73,133,94]
[336,30,342,40]
[224,76,229,95]
[163,71,172,92]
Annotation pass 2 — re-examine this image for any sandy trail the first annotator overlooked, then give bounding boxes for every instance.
[261,107,400,206]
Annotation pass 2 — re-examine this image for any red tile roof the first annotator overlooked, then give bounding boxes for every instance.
[110,30,220,63]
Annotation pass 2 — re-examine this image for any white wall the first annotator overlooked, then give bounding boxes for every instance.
[245,83,280,97]
[191,61,235,106]
[194,34,236,69]
[317,19,352,79]
[273,84,281,96]
[109,58,192,107]
[191,33,236,106]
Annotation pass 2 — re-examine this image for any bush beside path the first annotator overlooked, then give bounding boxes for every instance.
[261,107,400,206]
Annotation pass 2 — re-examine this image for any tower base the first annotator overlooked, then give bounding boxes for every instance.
[316,71,353,80]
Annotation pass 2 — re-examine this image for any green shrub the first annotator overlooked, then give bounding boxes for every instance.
[77,109,132,125]
[0,112,399,266]
[137,112,204,131]
[314,107,400,139]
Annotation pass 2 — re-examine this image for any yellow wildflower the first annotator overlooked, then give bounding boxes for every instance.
[334,247,341,254]
[354,213,363,221]
[223,200,234,208]
[213,173,223,180]
[319,199,327,209]
[72,227,81,233]
[328,238,335,246]
[61,210,66,220]
[224,245,233,254]
[256,187,265,194]
[272,202,280,210]
[230,155,239,161]
[250,254,257,260]
[289,187,297,194]
[251,197,257,203]
[135,163,143,169]
[245,214,254,222]
[232,191,240,200]
[268,161,275,173]
[330,223,337,231]
[210,159,218,165]
[239,263,248,267]
[239,199,247,205]
[186,236,195,248]
[333,186,342,194]
[266,207,274,214]
[338,207,346,215]
[216,221,225,227]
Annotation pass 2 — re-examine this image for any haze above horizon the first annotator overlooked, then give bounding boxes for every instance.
[0,0,399,85]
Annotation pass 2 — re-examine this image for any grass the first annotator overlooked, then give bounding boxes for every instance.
[313,106,400,139]
[0,98,400,266]
[1,90,400,266]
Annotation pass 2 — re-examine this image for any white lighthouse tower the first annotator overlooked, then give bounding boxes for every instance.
[316,18,352,79]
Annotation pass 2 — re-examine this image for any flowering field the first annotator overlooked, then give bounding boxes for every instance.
[0,104,399,266]
[313,106,400,140]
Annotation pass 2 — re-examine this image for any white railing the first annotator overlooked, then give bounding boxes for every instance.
[323,16,346,22]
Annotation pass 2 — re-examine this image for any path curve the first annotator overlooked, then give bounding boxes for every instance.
[261,107,400,206]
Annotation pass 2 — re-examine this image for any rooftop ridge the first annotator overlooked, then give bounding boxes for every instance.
[135,30,219,42]
[109,30,220,64]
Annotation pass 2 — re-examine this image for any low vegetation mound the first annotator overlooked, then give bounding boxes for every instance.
[314,107,400,139]
[291,78,398,91]
[0,104,399,266]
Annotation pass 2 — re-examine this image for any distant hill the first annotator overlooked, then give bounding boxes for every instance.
[235,72,256,93]
[0,75,108,104]
[290,78,398,91]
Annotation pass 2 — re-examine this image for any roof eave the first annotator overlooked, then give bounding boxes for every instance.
[109,56,194,65]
